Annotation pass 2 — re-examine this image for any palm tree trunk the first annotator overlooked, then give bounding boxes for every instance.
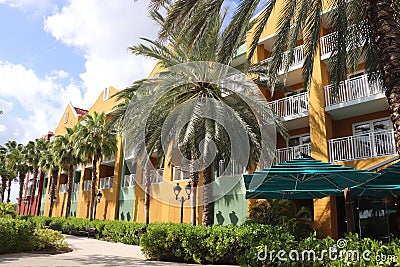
[89,157,98,221]
[18,172,26,214]
[64,166,74,218]
[6,178,12,203]
[365,0,400,151]
[190,160,199,225]
[28,168,38,215]
[48,170,58,217]
[1,176,7,202]
[144,167,151,225]
[202,165,214,226]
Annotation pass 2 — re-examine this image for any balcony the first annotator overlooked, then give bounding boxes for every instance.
[328,130,396,162]
[142,169,164,184]
[275,143,311,164]
[102,154,116,166]
[269,92,309,129]
[72,182,80,193]
[99,176,114,190]
[83,180,92,191]
[217,159,247,177]
[320,22,367,61]
[260,45,304,86]
[58,184,67,194]
[123,174,136,188]
[324,74,387,119]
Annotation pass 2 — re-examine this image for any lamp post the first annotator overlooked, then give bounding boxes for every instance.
[173,182,191,223]
[93,191,103,220]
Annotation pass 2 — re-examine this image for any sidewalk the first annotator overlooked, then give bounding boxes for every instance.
[0,235,238,267]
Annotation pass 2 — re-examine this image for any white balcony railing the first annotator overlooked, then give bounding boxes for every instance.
[58,184,67,194]
[100,176,114,190]
[123,174,136,188]
[142,169,164,184]
[269,92,309,118]
[102,154,116,163]
[260,45,304,76]
[324,74,384,106]
[83,180,92,191]
[218,159,247,177]
[275,143,311,164]
[72,182,80,193]
[320,22,367,58]
[172,166,190,181]
[329,130,396,162]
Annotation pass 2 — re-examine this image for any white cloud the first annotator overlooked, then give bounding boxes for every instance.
[44,0,157,107]
[0,125,6,133]
[0,0,54,16]
[0,61,83,144]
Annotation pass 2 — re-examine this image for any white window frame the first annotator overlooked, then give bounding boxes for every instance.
[287,133,311,147]
[352,117,392,136]
[172,166,190,181]
[58,184,67,194]
[103,87,109,100]
[72,182,80,193]
[64,111,69,124]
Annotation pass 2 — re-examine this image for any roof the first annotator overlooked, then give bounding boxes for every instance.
[74,107,88,116]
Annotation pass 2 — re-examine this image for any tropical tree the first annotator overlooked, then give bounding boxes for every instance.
[4,141,29,207]
[2,141,19,203]
[52,126,81,218]
[118,7,283,226]
[26,138,47,215]
[0,145,8,202]
[71,112,117,221]
[38,142,59,217]
[152,0,400,151]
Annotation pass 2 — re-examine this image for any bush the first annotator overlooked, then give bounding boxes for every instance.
[0,218,34,254]
[31,229,70,252]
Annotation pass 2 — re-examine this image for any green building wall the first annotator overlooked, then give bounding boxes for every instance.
[117,160,135,221]
[213,175,248,226]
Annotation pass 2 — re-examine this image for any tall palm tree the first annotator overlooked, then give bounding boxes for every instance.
[38,143,59,217]
[3,141,18,203]
[153,0,400,150]
[4,141,28,207]
[52,126,81,218]
[26,138,47,215]
[0,145,8,202]
[120,8,282,226]
[72,112,117,221]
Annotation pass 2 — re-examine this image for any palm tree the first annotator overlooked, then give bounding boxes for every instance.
[0,145,8,202]
[153,0,400,150]
[3,141,19,203]
[26,138,47,214]
[71,112,117,221]
[119,8,282,226]
[38,143,59,217]
[52,126,81,218]
[4,141,28,207]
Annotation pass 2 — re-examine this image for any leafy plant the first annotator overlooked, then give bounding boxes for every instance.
[0,203,16,218]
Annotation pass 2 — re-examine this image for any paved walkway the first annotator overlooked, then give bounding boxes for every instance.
[0,235,238,267]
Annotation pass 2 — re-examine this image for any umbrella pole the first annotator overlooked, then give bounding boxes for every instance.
[344,188,355,233]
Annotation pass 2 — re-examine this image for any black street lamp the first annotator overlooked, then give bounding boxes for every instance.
[93,191,103,220]
[173,182,191,223]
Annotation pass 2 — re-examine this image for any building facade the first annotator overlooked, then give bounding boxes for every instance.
[20,0,399,239]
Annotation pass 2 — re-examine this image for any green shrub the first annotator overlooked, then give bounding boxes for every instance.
[0,203,17,218]
[31,229,70,252]
[0,218,34,254]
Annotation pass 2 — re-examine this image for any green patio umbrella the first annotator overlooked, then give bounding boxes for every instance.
[351,161,400,197]
[244,158,377,199]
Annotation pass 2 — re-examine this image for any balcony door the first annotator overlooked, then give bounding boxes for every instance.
[352,118,394,158]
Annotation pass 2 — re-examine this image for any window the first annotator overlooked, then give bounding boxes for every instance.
[103,87,109,100]
[123,174,136,187]
[72,182,80,193]
[64,111,69,124]
[287,134,310,147]
[83,180,92,191]
[348,70,365,80]
[99,176,113,189]
[172,166,190,181]
[352,118,394,158]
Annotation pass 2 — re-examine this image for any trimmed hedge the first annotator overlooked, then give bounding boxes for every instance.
[19,216,146,245]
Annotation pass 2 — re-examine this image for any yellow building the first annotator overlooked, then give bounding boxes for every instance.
[38,1,399,239]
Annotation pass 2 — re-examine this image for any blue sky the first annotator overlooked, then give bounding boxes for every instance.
[0,0,242,202]
[0,0,160,147]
